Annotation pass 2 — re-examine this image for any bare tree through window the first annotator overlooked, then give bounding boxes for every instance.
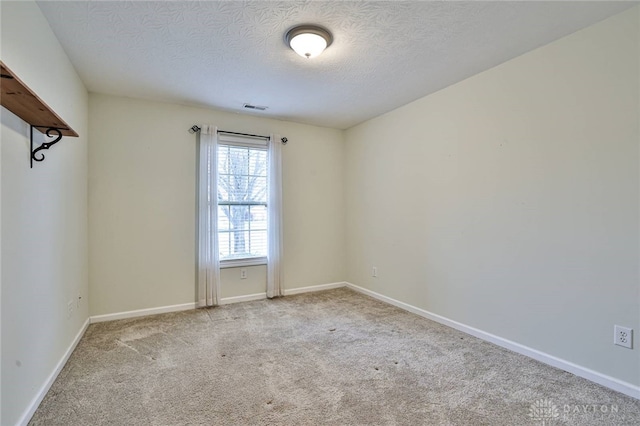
[217,145,268,260]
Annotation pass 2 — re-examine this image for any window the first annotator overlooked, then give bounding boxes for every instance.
[217,137,268,266]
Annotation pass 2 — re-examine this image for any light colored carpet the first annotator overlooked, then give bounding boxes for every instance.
[30,288,640,425]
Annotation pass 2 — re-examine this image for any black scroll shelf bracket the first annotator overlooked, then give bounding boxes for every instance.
[30,125,66,168]
[1,61,78,169]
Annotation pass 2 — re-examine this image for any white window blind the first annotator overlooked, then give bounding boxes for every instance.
[217,136,268,263]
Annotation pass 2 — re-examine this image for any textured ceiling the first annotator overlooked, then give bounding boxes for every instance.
[37,1,634,130]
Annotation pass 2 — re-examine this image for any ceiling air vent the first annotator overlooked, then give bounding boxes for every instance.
[243,103,268,111]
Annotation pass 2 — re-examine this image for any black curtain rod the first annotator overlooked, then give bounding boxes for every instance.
[189,125,287,144]
[218,130,269,140]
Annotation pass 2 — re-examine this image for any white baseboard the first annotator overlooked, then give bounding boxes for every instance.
[345,282,640,400]
[88,282,349,321]
[220,282,348,303]
[18,317,90,426]
[220,293,266,305]
[283,281,347,296]
[90,302,196,323]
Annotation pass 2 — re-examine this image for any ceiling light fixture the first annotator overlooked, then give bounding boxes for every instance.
[285,25,333,59]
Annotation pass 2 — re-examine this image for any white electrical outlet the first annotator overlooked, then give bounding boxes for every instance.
[240,269,247,279]
[614,325,633,349]
[372,267,378,278]
[67,300,73,318]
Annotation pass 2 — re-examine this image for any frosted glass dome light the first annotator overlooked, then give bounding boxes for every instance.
[290,33,327,58]
[286,25,333,59]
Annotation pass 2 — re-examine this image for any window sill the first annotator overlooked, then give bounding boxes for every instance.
[220,257,267,268]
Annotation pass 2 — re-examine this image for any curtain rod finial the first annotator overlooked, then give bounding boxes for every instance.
[281,137,288,144]
[189,125,201,134]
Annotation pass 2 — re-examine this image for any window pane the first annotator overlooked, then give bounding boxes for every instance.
[249,150,267,176]
[218,146,229,172]
[218,231,230,258]
[217,175,230,201]
[218,206,230,231]
[250,230,267,256]
[230,205,249,228]
[250,205,267,230]
[217,143,268,261]
[249,177,267,202]
[229,147,249,175]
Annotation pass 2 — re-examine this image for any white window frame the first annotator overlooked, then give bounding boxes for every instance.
[217,134,269,268]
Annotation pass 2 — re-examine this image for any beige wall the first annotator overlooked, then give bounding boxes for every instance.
[1,4,637,420]
[88,94,345,316]
[345,7,640,387]
[1,1,89,424]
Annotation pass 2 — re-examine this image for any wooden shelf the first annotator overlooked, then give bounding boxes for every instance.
[1,61,78,137]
